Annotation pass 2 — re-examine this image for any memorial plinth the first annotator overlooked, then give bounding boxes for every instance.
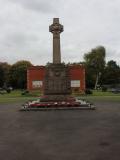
[43,63,71,101]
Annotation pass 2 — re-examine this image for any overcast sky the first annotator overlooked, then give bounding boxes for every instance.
[0,0,120,65]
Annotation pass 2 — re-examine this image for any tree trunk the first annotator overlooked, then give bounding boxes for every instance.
[95,73,99,90]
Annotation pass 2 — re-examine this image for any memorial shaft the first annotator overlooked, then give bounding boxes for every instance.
[49,18,63,64]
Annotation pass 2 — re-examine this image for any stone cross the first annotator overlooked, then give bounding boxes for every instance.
[49,18,63,64]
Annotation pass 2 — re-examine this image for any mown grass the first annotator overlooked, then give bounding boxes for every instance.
[92,90,120,96]
[0,90,120,104]
[79,90,120,102]
[0,90,40,104]
[79,95,120,102]
[73,90,120,102]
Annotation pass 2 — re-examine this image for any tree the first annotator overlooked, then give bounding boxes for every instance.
[0,62,11,88]
[0,64,4,87]
[9,60,33,89]
[101,60,120,86]
[84,46,106,89]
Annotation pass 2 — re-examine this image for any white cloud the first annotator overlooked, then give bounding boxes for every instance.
[0,0,120,65]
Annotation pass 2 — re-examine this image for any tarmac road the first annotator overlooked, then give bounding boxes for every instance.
[0,100,120,160]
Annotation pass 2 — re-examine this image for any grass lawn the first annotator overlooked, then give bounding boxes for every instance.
[79,95,120,102]
[0,90,41,104]
[79,90,120,102]
[92,90,120,96]
[0,90,120,104]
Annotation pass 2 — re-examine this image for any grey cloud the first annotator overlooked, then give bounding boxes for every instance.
[0,0,120,65]
[4,32,39,47]
[10,0,60,13]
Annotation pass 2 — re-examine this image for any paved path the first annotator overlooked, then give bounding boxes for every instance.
[0,100,120,160]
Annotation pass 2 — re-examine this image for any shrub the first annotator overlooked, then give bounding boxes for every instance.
[85,89,93,94]
[21,90,29,95]
[6,88,11,93]
[102,86,107,92]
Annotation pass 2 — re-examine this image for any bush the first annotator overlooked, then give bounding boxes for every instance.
[6,88,11,93]
[102,86,107,92]
[21,90,29,95]
[85,89,93,94]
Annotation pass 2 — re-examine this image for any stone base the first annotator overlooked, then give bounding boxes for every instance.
[20,106,95,111]
[20,98,96,111]
[43,63,71,101]
[40,94,74,102]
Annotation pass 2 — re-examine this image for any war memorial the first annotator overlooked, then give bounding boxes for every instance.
[43,18,71,102]
[21,18,95,110]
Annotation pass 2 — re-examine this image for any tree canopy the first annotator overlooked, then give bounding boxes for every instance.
[0,60,33,89]
[101,60,120,86]
[0,62,11,88]
[84,46,106,89]
[9,60,33,89]
[84,46,106,72]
